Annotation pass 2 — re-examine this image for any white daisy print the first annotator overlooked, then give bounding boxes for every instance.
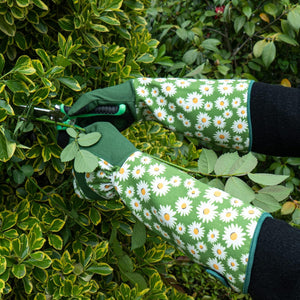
[151,207,158,216]
[161,82,177,97]
[195,123,204,131]
[182,103,193,112]
[207,229,219,243]
[138,77,152,85]
[223,109,233,119]
[220,208,238,223]
[184,131,193,137]
[187,92,204,109]
[188,221,204,240]
[136,86,149,97]
[128,151,141,161]
[132,165,145,179]
[151,87,159,97]
[167,115,175,124]
[176,197,193,216]
[233,135,243,143]
[177,112,185,120]
[218,83,233,96]
[170,176,181,187]
[154,107,167,121]
[196,241,207,253]
[173,233,185,248]
[187,187,200,198]
[230,197,243,207]
[143,209,152,220]
[226,274,236,284]
[140,156,151,165]
[216,97,229,110]
[168,103,176,112]
[159,205,177,228]
[125,186,135,198]
[245,138,250,148]
[233,144,244,151]
[145,98,153,106]
[243,92,248,103]
[155,78,166,82]
[136,181,150,202]
[184,178,195,189]
[187,244,200,259]
[247,220,257,238]
[204,101,213,111]
[197,202,218,223]
[97,170,107,178]
[239,274,246,283]
[232,97,241,108]
[236,81,248,91]
[212,243,227,260]
[99,159,113,170]
[176,223,186,235]
[227,257,239,271]
[202,136,211,142]
[237,106,247,118]
[183,119,191,127]
[148,163,166,176]
[241,253,249,265]
[197,112,211,128]
[85,172,95,183]
[99,183,113,192]
[151,177,170,196]
[160,229,171,239]
[213,130,231,143]
[156,96,167,106]
[223,224,246,250]
[200,84,214,96]
[113,182,123,195]
[204,188,228,203]
[153,222,162,232]
[241,206,261,220]
[130,198,142,212]
[231,119,248,134]
[176,97,185,107]
[116,163,130,181]
[207,258,225,275]
[195,131,203,138]
[176,79,190,88]
[213,116,226,129]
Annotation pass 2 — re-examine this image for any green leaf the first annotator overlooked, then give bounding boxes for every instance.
[242,6,252,19]
[48,219,65,232]
[89,207,101,225]
[287,7,300,30]
[292,208,300,225]
[214,152,239,176]
[48,234,63,250]
[131,220,146,250]
[281,201,296,215]
[262,41,276,68]
[23,276,33,294]
[74,149,99,173]
[57,77,81,91]
[244,21,255,36]
[252,194,281,212]
[0,126,16,162]
[248,173,288,186]
[78,132,101,147]
[83,33,101,48]
[14,32,27,50]
[12,234,29,258]
[198,148,217,174]
[12,264,26,279]
[182,49,198,65]
[201,38,221,53]
[0,15,16,36]
[253,39,267,57]
[0,53,4,74]
[225,177,255,203]
[66,127,77,138]
[258,185,290,202]
[60,141,77,162]
[16,0,30,7]
[264,3,278,17]
[1,211,17,231]
[32,0,48,10]
[35,49,51,69]
[99,15,120,25]
[86,263,113,275]
[228,152,257,176]
[234,16,246,33]
[26,251,52,269]
[136,53,155,64]
[90,24,109,32]
[123,272,148,291]
[118,255,134,273]
[5,80,29,93]
[0,256,7,275]
[0,279,5,294]
[277,34,299,46]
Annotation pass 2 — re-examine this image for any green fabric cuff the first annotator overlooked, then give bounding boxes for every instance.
[247,80,255,152]
[243,212,273,294]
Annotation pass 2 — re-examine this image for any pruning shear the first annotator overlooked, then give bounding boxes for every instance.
[19,103,127,130]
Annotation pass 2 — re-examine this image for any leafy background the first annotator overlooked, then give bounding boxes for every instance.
[0,0,300,299]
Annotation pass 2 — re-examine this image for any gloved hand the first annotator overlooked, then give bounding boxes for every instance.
[72,121,271,294]
[68,78,300,157]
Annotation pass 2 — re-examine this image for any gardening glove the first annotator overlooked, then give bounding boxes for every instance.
[69,78,300,157]
[72,121,271,294]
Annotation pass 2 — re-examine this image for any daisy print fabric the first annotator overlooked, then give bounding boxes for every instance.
[132,78,253,151]
[94,151,270,293]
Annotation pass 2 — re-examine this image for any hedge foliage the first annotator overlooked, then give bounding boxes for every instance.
[0,0,300,299]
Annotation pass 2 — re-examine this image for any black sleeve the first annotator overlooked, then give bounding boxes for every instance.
[248,217,300,300]
[250,82,300,157]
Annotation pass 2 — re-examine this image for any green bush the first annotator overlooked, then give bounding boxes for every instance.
[0,0,300,299]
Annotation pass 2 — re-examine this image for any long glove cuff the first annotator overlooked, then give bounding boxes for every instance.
[76,150,271,293]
